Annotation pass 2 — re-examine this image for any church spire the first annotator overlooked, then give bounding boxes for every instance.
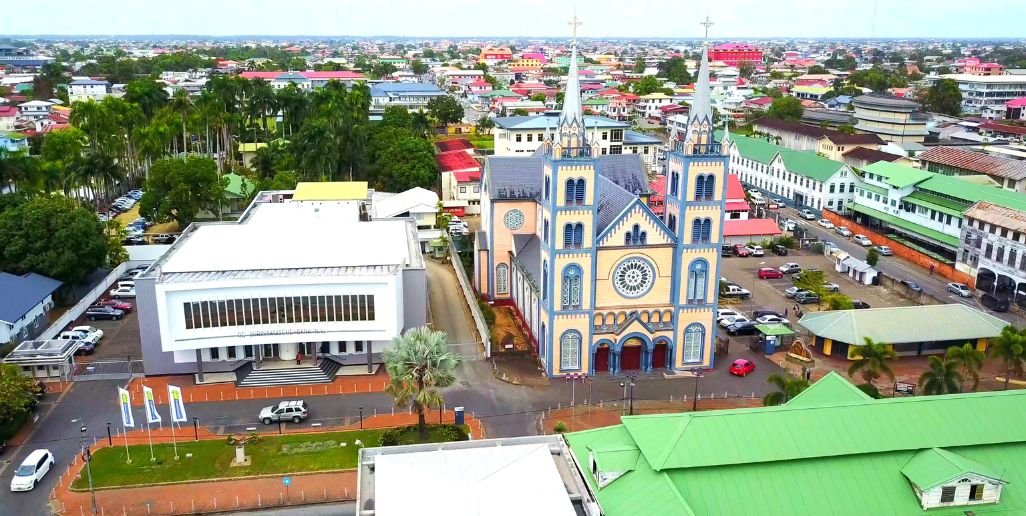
[555,15,587,157]
[682,16,715,153]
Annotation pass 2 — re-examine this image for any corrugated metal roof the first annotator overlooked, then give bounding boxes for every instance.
[0,272,62,324]
[785,371,872,408]
[965,201,1026,233]
[901,447,1006,491]
[160,265,399,284]
[797,304,1005,345]
[920,146,1026,180]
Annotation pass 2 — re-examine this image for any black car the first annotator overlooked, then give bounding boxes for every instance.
[727,321,760,336]
[852,300,871,309]
[795,292,820,304]
[721,244,733,257]
[75,342,96,355]
[85,306,125,321]
[772,245,788,256]
[122,235,145,246]
[902,280,923,293]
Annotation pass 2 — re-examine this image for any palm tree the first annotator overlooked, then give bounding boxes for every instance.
[383,326,461,440]
[946,343,985,392]
[762,373,809,406]
[846,337,897,386]
[918,355,962,395]
[170,89,195,154]
[988,325,1026,390]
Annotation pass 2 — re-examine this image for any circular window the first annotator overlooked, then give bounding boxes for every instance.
[612,257,655,298]
[503,209,525,230]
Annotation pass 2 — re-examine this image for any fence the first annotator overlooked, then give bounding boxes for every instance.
[448,240,492,358]
[39,262,133,341]
[74,359,143,382]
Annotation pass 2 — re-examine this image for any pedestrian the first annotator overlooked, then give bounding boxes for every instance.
[929,263,935,276]
[296,351,303,365]
[784,308,789,317]
[805,368,812,381]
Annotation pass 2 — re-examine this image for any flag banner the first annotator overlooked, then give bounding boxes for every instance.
[168,385,188,423]
[142,385,162,424]
[117,387,135,428]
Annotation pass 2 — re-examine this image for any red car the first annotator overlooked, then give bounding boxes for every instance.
[95,299,134,312]
[757,267,783,279]
[729,359,755,377]
[732,244,751,257]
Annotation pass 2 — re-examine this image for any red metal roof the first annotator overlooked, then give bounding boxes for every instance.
[982,121,1026,136]
[453,170,481,183]
[726,201,752,212]
[0,106,17,117]
[726,174,745,201]
[723,218,783,237]
[1006,97,1026,108]
[435,150,481,174]
[435,139,473,153]
[238,71,365,80]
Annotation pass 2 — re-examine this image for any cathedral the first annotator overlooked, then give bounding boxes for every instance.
[474,23,727,378]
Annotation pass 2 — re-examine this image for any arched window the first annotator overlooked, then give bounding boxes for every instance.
[683,324,704,363]
[543,219,549,243]
[668,214,677,232]
[560,330,581,370]
[694,175,706,201]
[563,223,575,248]
[624,233,632,246]
[574,223,584,248]
[544,176,551,200]
[575,179,586,204]
[542,260,548,301]
[639,231,647,245]
[704,175,715,200]
[686,259,708,304]
[495,264,509,294]
[670,171,679,196]
[565,179,576,205]
[701,219,713,243]
[624,224,647,246]
[691,218,703,243]
[561,265,582,310]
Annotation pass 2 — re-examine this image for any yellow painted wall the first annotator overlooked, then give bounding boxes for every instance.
[682,205,722,244]
[823,338,833,355]
[674,307,716,368]
[676,247,718,305]
[594,248,674,308]
[555,210,594,249]
[976,338,988,352]
[554,252,594,311]
[554,163,597,206]
[599,207,673,247]
[551,314,592,376]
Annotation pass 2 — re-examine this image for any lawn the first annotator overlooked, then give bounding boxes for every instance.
[73,429,384,489]
[467,135,494,149]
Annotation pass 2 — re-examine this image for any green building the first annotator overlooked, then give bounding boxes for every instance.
[565,372,1026,515]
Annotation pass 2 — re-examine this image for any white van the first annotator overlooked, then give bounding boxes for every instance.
[117,280,135,289]
[10,449,54,491]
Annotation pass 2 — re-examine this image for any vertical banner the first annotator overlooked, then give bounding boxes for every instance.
[142,386,162,424]
[168,385,188,423]
[117,387,135,428]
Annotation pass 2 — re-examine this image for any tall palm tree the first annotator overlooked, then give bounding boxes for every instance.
[918,355,962,395]
[170,89,195,154]
[383,326,461,440]
[946,343,985,392]
[762,373,809,406]
[988,325,1026,390]
[846,337,897,386]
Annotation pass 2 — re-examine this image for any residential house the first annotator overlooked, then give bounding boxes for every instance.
[0,272,62,345]
[1006,97,1026,121]
[18,100,53,121]
[815,133,885,161]
[369,83,447,115]
[436,139,482,216]
[0,105,17,131]
[0,131,29,152]
[919,146,1026,192]
[67,79,110,103]
[979,121,1026,143]
[842,147,907,169]
[852,94,929,143]
[635,93,672,119]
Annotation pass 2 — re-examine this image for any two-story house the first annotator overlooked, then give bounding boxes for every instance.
[18,100,53,121]
[67,79,110,103]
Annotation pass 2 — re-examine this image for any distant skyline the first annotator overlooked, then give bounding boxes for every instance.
[1,0,1024,39]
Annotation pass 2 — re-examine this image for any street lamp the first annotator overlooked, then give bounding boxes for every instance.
[72,419,98,515]
[691,368,704,412]
[359,406,364,430]
[619,373,638,416]
[106,422,112,446]
[192,417,199,441]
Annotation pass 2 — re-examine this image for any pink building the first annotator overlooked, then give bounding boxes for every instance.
[709,43,763,67]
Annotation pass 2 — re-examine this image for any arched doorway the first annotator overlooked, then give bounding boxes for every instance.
[652,339,669,370]
[620,338,644,371]
[594,345,610,373]
[977,268,997,294]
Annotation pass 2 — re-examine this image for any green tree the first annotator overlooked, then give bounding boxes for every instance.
[140,157,227,228]
[631,76,668,96]
[738,61,755,80]
[383,326,461,439]
[935,65,952,75]
[529,93,546,102]
[865,247,880,266]
[762,373,810,406]
[767,96,804,121]
[410,59,428,75]
[847,337,896,386]
[807,65,829,75]
[123,77,170,120]
[632,58,646,74]
[946,343,985,392]
[371,130,439,192]
[0,195,109,285]
[381,106,413,130]
[511,108,529,116]
[793,270,826,298]
[0,364,37,424]
[824,293,855,310]
[658,57,693,85]
[918,355,962,395]
[988,325,1026,390]
[475,116,495,134]
[426,95,465,126]
[919,78,962,116]
[30,62,69,100]
[370,62,397,79]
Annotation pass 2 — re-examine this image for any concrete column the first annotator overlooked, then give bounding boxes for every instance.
[644,348,653,372]
[366,341,374,373]
[195,348,205,383]
[256,344,262,369]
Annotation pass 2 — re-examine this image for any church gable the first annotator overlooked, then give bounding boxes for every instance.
[597,200,676,247]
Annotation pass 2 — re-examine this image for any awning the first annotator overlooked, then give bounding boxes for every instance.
[756,324,795,337]
[851,204,960,248]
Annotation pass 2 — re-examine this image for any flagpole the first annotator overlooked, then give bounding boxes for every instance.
[171,420,179,460]
[146,422,155,462]
[123,425,131,464]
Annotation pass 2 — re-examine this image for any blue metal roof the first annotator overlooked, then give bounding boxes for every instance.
[623,130,661,145]
[69,79,110,86]
[370,83,444,96]
[494,114,628,130]
[0,272,62,324]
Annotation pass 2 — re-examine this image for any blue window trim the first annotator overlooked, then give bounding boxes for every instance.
[561,264,583,310]
[682,323,705,364]
[559,329,584,371]
[686,259,709,304]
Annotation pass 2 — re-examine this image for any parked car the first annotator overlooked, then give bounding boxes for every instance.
[852,234,873,246]
[753,309,783,319]
[947,283,973,298]
[721,285,752,300]
[716,308,741,322]
[817,219,835,229]
[799,209,817,220]
[756,315,790,325]
[834,226,852,237]
[781,219,797,231]
[259,400,309,424]
[85,306,125,321]
[732,244,751,257]
[902,280,923,293]
[94,299,133,312]
[122,235,146,246]
[729,359,755,377]
[757,267,783,279]
[784,286,809,298]
[778,263,801,274]
[119,270,142,281]
[70,326,104,342]
[745,245,765,257]
[727,321,760,336]
[852,300,871,309]
[721,244,733,257]
[795,292,820,304]
[719,314,751,328]
[58,330,100,346]
[981,293,1010,312]
[74,342,96,355]
[772,244,789,256]
[823,282,840,293]
[874,245,893,256]
[10,449,55,492]
[109,286,136,299]
[152,234,176,244]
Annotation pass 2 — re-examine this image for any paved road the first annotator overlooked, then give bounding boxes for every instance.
[223,502,354,515]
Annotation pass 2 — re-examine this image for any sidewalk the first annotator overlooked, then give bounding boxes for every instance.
[543,398,764,433]
[126,369,390,406]
[52,411,484,516]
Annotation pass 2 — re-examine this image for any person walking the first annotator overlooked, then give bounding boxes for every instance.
[929,263,935,276]
[296,351,303,365]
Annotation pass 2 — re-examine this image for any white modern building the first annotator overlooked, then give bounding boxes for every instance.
[18,100,53,120]
[67,79,110,103]
[492,114,662,169]
[370,83,447,115]
[136,183,427,384]
[932,74,1026,115]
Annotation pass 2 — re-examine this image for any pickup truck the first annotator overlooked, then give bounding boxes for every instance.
[721,285,752,300]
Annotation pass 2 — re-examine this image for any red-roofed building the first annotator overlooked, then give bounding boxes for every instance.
[1006,98,1026,121]
[436,139,474,153]
[647,178,665,215]
[437,149,482,215]
[981,121,1026,141]
[722,218,783,244]
[724,174,751,219]
[744,96,774,111]
[709,43,763,67]
[464,79,492,97]
[0,105,17,132]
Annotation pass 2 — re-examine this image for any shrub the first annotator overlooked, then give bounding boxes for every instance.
[478,300,496,326]
[379,427,406,446]
[774,235,796,249]
[856,383,883,399]
[866,247,880,267]
[825,294,854,311]
[436,424,469,442]
[552,421,568,434]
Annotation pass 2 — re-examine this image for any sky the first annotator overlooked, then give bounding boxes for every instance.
[1,0,1024,39]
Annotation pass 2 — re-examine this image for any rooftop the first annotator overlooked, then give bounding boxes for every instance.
[965,201,1026,233]
[920,146,1026,180]
[842,146,902,164]
[292,181,368,201]
[493,114,628,130]
[723,218,783,237]
[852,93,922,111]
[0,272,62,324]
[798,304,1007,345]
[436,150,481,173]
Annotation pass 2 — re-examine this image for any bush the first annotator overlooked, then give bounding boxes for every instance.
[866,247,880,267]
[773,236,796,249]
[436,424,469,442]
[856,383,883,399]
[825,294,854,311]
[379,426,406,446]
[478,300,496,326]
[552,421,568,434]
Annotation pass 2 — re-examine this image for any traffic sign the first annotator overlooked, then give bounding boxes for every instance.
[282,476,292,486]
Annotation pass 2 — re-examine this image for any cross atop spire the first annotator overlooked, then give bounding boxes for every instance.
[554,14,587,158]
[569,14,582,41]
[700,16,714,42]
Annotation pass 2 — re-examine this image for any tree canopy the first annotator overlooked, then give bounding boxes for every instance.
[919,79,962,116]
[383,326,461,439]
[427,95,465,126]
[140,156,227,228]
[0,364,37,424]
[767,96,804,121]
[658,57,693,85]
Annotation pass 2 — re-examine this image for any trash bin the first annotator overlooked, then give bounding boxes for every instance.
[454,406,465,426]
[764,336,777,355]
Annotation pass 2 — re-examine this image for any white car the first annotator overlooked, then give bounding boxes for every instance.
[782,219,797,231]
[10,449,54,491]
[71,325,104,342]
[852,234,873,246]
[823,282,841,293]
[755,315,790,325]
[745,245,765,257]
[947,283,973,298]
[817,219,835,229]
[109,285,136,299]
[716,308,741,322]
[58,330,101,345]
[874,245,893,256]
[799,209,817,220]
[718,315,751,328]
[834,226,852,237]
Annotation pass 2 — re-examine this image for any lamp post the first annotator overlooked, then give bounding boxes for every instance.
[106,422,112,446]
[691,368,704,411]
[619,373,638,416]
[73,419,98,515]
[359,406,364,430]
[192,417,199,441]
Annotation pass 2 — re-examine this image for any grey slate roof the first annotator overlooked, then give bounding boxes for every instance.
[487,156,544,200]
[595,154,649,196]
[595,175,637,234]
[0,272,62,324]
[512,234,541,289]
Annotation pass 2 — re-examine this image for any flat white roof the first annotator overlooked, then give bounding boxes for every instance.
[373,443,578,516]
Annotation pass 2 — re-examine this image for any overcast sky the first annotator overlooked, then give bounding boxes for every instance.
[2,0,1023,39]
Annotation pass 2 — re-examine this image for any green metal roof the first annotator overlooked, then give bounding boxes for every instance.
[919,173,1026,213]
[777,150,846,183]
[858,182,888,195]
[863,161,932,188]
[729,135,780,165]
[797,303,1006,346]
[904,191,968,217]
[565,377,1026,516]
[901,447,1007,492]
[851,203,961,247]
[755,323,795,336]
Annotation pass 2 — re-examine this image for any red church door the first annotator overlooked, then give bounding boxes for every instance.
[620,341,642,371]
[652,343,668,370]
[594,346,610,373]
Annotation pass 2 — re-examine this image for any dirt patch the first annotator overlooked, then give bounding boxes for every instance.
[490,306,533,354]
[491,356,549,387]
